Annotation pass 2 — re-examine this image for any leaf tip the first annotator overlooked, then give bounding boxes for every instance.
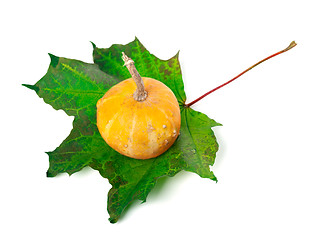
[133,36,143,47]
[22,84,39,92]
[211,174,218,183]
[46,170,55,178]
[212,121,222,127]
[90,41,96,49]
[109,217,118,224]
[48,53,59,68]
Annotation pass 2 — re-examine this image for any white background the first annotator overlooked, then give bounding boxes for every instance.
[1,0,309,239]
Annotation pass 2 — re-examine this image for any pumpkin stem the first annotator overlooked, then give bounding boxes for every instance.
[122,52,148,101]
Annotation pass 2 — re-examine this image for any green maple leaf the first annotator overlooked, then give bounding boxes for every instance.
[23,38,221,223]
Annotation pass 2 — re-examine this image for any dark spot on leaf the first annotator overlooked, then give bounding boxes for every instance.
[168,59,174,68]
[164,69,172,76]
[159,64,165,73]
[113,175,128,188]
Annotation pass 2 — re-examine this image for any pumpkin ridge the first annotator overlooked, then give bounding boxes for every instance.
[103,109,123,140]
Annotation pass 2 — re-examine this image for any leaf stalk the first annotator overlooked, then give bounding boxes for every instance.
[185,41,297,108]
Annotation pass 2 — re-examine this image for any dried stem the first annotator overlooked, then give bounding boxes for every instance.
[122,52,147,101]
[185,41,297,108]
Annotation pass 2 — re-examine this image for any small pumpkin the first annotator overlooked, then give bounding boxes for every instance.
[96,53,181,159]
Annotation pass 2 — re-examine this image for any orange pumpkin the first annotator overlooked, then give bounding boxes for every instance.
[96,53,181,159]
